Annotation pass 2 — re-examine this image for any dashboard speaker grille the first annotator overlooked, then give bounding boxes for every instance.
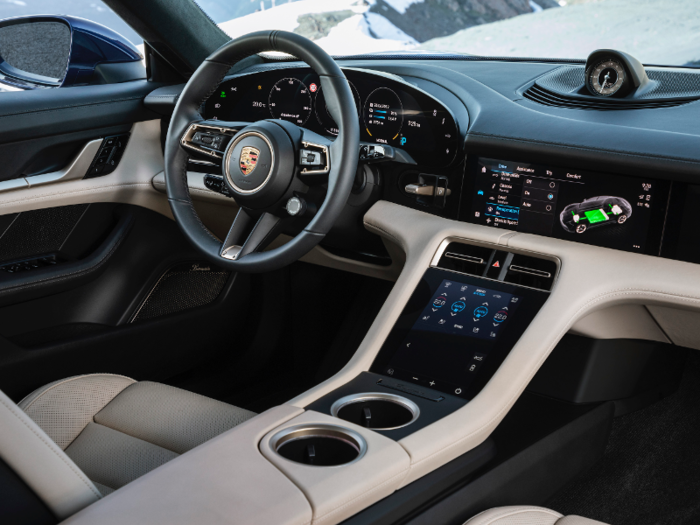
[131,262,229,323]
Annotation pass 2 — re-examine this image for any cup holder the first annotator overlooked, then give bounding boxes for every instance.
[271,424,367,467]
[331,393,420,430]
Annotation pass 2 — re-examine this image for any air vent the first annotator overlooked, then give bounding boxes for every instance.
[523,84,692,111]
[503,254,557,291]
[434,242,558,291]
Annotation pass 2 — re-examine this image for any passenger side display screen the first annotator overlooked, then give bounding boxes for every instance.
[371,269,547,400]
[465,157,670,254]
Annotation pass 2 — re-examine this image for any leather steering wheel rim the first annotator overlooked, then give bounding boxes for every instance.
[164,31,360,272]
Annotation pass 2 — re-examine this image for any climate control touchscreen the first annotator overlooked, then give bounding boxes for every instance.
[371,269,547,400]
[415,280,521,342]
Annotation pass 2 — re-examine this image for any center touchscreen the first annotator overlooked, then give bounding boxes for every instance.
[371,269,547,400]
[466,157,669,254]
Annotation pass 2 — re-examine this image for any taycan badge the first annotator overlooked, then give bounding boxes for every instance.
[239,146,260,176]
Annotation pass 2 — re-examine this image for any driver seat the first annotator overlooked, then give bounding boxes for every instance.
[3,373,255,518]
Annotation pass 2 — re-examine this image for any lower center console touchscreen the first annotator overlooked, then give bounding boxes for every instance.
[371,268,548,400]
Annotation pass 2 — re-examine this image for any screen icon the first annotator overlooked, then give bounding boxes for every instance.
[473,306,489,318]
[451,301,466,313]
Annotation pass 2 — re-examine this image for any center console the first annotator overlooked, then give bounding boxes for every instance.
[306,240,554,442]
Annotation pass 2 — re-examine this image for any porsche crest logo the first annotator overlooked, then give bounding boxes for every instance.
[239,146,260,176]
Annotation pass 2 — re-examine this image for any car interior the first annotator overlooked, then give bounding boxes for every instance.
[1,1,700,525]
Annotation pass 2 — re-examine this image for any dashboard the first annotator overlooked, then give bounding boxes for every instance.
[200,60,700,266]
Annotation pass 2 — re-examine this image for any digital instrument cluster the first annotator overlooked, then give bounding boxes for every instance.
[464,157,671,255]
[203,67,459,167]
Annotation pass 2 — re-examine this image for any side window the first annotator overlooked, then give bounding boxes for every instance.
[0,1,143,91]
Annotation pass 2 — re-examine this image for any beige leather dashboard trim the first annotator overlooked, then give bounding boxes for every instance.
[289,200,700,486]
[0,388,101,519]
[647,304,700,349]
[259,411,410,525]
[568,304,670,342]
[61,405,312,525]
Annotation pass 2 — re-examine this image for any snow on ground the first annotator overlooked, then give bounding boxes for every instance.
[218,0,363,36]
[420,0,700,66]
[313,13,416,55]
[218,0,418,55]
[382,0,424,15]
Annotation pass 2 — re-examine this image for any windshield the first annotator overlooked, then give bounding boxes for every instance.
[197,0,698,67]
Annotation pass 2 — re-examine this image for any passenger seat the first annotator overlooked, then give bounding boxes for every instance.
[465,506,607,525]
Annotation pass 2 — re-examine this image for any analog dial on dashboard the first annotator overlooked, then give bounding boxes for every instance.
[314,82,361,135]
[363,87,403,144]
[268,78,312,125]
[586,58,627,97]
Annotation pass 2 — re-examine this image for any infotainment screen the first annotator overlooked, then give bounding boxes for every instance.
[464,157,670,254]
[371,269,548,400]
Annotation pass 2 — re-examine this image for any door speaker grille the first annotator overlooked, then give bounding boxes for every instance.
[131,262,230,323]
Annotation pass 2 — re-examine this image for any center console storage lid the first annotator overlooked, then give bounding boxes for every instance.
[60,405,311,525]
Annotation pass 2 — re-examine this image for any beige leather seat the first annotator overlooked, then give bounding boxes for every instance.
[16,374,255,497]
[465,506,607,525]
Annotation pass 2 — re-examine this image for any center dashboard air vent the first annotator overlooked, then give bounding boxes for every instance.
[523,65,700,111]
[434,241,558,292]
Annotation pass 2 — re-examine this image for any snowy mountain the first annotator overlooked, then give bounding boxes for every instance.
[217,0,548,56]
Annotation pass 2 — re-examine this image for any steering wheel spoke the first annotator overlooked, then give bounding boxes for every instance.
[297,129,332,184]
[220,209,284,261]
[180,120,251,160]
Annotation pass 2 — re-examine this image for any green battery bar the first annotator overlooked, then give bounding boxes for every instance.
[584,209,609,224]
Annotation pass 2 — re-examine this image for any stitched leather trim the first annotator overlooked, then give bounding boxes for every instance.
[0,394,102,500]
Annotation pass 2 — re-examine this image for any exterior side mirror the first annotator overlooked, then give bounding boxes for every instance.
[0,15,144,90]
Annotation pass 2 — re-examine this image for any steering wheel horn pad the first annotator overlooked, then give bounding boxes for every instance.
[225,131,274,194]
[222,121,295,209]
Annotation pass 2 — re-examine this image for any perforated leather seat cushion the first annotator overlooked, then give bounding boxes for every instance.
[20,375,256,495]
[464,507,608,525]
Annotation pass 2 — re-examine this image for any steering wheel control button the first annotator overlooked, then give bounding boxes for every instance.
[286,196,305,216]
[300,149,321,166]
[204,175,233,198]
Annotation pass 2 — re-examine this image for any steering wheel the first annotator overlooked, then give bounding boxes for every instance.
[164,31,360,272]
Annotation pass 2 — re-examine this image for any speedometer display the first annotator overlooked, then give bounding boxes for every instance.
[363,87,403,144]
[268,78,312,125]
[315,82,360,135]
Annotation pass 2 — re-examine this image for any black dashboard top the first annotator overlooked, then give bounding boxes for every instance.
[182,56,700,264]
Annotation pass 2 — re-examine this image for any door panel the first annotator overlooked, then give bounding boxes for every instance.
[0,78,254,402]
[0,203,251,402]
[0,81,157,181]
